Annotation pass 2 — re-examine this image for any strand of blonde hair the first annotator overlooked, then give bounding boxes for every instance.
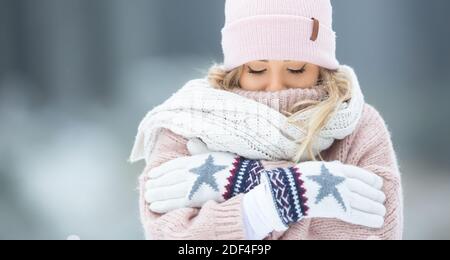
[207,63,352,163]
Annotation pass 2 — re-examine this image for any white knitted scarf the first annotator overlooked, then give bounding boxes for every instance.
[130,65,365,163]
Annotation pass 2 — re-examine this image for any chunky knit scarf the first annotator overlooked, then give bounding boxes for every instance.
[130,65,364,163]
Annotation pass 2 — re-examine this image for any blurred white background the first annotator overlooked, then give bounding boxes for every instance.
[1,0,449,239]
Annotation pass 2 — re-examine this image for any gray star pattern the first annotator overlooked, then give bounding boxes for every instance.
[188,155,227,200]
[307,164,347,211]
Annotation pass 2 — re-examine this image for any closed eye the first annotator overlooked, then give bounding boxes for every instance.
[248,67,267,74]
[288,64,307,74]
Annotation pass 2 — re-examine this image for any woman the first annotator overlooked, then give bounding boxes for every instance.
[130,0,403,240]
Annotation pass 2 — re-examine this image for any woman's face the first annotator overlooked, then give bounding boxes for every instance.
[239,60,320,92]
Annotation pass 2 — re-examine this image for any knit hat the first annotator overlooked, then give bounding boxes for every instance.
[221,0,339,71]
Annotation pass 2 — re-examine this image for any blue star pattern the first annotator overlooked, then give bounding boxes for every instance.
[307,164,347,211]
[188,155,228,200]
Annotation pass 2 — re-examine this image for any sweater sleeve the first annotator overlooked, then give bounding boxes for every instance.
[282,105,404,240]
[138,128,247,240]
[347,105,403,240]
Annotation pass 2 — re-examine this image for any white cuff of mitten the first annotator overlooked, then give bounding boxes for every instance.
[242,174,288,240]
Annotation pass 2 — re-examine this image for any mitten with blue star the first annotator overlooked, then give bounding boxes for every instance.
[259,160,387,229]
[145,151,264,214]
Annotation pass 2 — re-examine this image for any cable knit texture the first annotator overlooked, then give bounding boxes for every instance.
[138,86,403,240]
[130,65,364,163]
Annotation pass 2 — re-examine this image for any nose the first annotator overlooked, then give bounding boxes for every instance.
[265,73,286,92]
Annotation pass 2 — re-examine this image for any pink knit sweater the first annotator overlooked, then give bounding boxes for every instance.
[138,87,403,240]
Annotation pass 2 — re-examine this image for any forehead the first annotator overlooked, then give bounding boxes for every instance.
[246,60,306,65]
[249,60,304,63]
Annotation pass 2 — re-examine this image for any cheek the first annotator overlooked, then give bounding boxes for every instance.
[304,72,320,86]
[239,74,266,91]
[308,67,321,85]
[288,70,320,88]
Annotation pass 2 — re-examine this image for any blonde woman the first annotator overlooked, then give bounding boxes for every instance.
[130,0,403,240]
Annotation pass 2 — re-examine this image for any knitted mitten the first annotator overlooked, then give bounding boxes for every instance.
[257,161,386,229]
[145,151,264,213]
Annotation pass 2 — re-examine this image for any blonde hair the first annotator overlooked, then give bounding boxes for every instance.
[207,63,352,163]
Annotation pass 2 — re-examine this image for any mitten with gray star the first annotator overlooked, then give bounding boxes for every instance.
[253,160,387,231]
[145,152,264,213]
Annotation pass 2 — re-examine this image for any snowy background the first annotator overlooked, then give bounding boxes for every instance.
[1,0,449,240]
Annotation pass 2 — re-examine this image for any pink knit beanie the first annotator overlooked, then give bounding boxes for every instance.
[221,0,339,71]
